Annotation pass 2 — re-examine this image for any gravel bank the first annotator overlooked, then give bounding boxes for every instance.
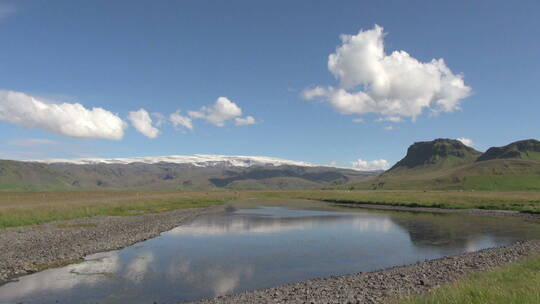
[189,240,540,304]
[0,205,224,284]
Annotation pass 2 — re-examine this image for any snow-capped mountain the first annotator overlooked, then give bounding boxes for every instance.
[38,154,314,168]
[2,155,378,190]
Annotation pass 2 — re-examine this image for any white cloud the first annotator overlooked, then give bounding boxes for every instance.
[128,108,160,138]
[189,97,247,127]
[375,116,404,123]
[457,137,475,147]
[169,110,193,130]
[302,25,471,120]
[383,125,397,131]
[351,158,390,171]
[0,90,126,140]
[235,115,256,126]
[352,118,364,123]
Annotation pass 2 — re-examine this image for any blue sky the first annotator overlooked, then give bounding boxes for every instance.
[0,0,539,169]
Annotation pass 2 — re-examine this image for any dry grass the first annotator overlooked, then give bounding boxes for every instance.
[2,189,540,229]
[0,190,243,228]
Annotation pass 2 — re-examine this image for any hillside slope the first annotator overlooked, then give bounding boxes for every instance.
[0,159,376,191]
[0,160,73,190]
[346,139,540,191]
[477,139,540,162]
[352,159,540,191]
[389,138,481,172]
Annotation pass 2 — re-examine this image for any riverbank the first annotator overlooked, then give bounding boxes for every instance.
[332,202,540,222]
[188,240,540,304]
[0,205,225,284]
[254,190,540,214]
[2,198,540,303]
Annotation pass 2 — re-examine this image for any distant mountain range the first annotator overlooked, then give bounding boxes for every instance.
[348,138,540,191]
[0,155,377,191]
[2,139,539,191]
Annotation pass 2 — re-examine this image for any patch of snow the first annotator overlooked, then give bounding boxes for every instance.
[36,154,315,168]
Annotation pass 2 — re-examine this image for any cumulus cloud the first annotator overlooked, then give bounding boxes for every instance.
[302,25,471,120]
[235,115,256,126]
[457,137,475,147]
[189,97,248,127]
[0,90,126,140]
[128,108,160,138]
[169,110,193,130]
[351,158,390,171]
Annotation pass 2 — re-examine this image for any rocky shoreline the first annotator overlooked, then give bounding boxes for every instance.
[188,240,540,304]
[0,205,225,284]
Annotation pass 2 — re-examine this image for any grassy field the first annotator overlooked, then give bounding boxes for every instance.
[341,159,540,191]
[253,190,540,213]
[398,255,540,304]
[0,190,242,229]
[2,189,540,229]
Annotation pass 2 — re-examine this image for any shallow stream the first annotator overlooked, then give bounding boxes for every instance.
[2,200,540,303]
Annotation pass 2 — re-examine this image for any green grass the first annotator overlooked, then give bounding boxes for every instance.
[252,190,540,213]
[399,255,540,304]
[463,175,540,191]
[0,190,241,229]
[523,151,540,161]
[2,189,540,229]
[0,198,227,229]
[35,258,85,271]
[343,159,540,191]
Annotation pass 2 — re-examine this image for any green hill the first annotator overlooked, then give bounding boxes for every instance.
[346,138,540,191]
[0,160,73,191]
[354,159,540,191]
[389,138,481,172]
[477,139,540,162]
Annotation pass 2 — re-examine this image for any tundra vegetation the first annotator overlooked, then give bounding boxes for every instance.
[398,254,540,304]
[2,189,540,229]
[0,190,238,228]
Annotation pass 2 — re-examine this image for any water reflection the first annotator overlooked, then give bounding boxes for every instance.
[169,208,393,236]
[167,260,254,296]
[1,205,539,304]
[389,212,540,252]
[0,252,120,299]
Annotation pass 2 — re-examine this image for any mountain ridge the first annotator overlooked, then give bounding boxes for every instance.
[33,154,315,168]
[477,139,540,162]
[346,138,540,191]
[388,138,481,172]
[0,159,377,191]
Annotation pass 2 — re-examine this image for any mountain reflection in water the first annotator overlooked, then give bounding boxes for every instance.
[1,205,540,304]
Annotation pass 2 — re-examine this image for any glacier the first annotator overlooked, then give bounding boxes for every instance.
[37,154,315,168]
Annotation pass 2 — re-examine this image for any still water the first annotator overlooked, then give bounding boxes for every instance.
[2,200,540,303]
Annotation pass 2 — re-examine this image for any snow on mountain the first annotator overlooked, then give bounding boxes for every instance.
[38,154,315,168]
